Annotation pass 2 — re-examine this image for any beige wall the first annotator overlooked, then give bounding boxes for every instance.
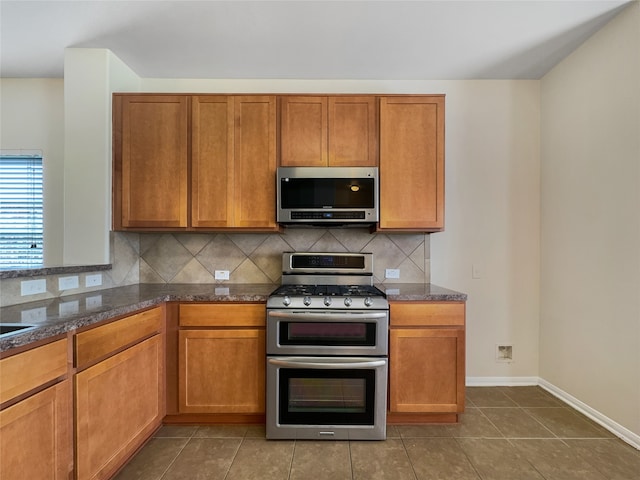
[0,78,65,265]
[1,67,543,381]
[540,2,640,440]
[139,77,543,380]
[63,48,140,265]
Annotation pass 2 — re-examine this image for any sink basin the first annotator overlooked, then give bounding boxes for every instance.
[0,324,36,336]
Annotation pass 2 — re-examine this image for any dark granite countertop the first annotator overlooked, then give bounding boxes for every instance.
[380,283,468,302]
[0,283,466,352]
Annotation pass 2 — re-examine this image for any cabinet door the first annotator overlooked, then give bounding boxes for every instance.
[191,96,235,228]
[233,96,278,229]
[379,96,444,231]
[115,95,188,229]
[179,329,265,414]
[389,328,464,413]
[279,96,328,167]
[328,96,378,167]
[76,335,163,480]
[0,381,72,480]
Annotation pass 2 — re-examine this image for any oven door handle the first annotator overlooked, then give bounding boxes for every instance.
[268,357,386,369]
[268,311,387,321]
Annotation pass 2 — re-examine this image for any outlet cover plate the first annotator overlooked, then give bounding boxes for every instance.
[214,270,230,280]
[385,268,400,279]
[59,276,79,291]
[85,274,102,287]
[21,279,47,296]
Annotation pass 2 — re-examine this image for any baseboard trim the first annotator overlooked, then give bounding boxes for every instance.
[465,376,640,450]
[538,379,640,450]
[466,376,539,387]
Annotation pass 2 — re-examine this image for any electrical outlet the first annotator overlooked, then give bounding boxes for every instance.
[385,268,400,279]
[85,273,102,287]
[58,276,79,290]
[21,279,46,296]
[214,270,230,280]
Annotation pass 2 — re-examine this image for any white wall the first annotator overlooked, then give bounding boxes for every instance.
[63,49,140,265]
[540,2,640,441]
[0,78,65,265]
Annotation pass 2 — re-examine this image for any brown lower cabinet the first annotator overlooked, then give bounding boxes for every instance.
[0,340,72,480]
[388,301,466,423]
[0,297,466,479]
[74,307,164,480]
[177,303,265,416]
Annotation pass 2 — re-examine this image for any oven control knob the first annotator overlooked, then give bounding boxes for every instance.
[303,296,312,306]
[364,297,374,307]
[344,297,352,307]
[283,296,291,307]
[323,297,332,306]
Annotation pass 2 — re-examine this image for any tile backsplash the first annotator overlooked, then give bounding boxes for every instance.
[0,229,429,306]
[134,228,430,285]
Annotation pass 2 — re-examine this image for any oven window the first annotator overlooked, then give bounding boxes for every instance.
[280,322,376,346]
[279,369,375,425]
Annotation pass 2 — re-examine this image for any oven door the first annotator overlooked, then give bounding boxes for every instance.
[266,310,388,356]
[266,356,387,440]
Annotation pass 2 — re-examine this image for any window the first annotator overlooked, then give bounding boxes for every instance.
[0,154,44,268]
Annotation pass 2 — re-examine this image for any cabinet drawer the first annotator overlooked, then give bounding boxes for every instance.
[390,302,465,327]
[179,303,265,327]
[0,339,68,404]
[75,307,163,368]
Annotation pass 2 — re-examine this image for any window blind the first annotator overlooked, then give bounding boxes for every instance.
[0,155,44,268]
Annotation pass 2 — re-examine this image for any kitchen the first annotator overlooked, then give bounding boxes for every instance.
[1,1,639,479]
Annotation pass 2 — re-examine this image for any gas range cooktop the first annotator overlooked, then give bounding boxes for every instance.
[267,252,389,310]
[270,284,385,298]
[267,285,388,309]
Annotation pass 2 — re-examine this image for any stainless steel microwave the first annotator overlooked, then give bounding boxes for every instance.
[277,167,379,225]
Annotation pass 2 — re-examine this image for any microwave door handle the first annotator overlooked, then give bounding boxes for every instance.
[268,357,386,369]
[269,311,387,321]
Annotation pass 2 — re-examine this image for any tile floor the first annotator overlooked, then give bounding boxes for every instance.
[114,387,640,480]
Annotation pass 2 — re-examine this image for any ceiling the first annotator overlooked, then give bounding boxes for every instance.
[0,0,634,80]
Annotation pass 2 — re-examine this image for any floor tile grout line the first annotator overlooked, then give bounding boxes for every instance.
[450,437,483,480]
[287,440,297,480]
[221,435,245,480]
[157,436,193,480]
[476,406,508,440]
[505,437,551,480]
[398,435,421,480]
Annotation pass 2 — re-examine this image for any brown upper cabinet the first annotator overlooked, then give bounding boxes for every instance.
[113,93,445,233]
[279,96,378,167]
[378,95,445,232]
[191,95,277,229]
[113,94,278,231]
[114,95,189,229]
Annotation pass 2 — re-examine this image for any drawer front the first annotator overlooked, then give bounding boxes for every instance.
[179,303,265,327]
[75,307,163,368]
[390,302,465,327]
[0,339,68,404]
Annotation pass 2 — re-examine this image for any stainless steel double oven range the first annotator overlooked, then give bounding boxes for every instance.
[266,252,389,440]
